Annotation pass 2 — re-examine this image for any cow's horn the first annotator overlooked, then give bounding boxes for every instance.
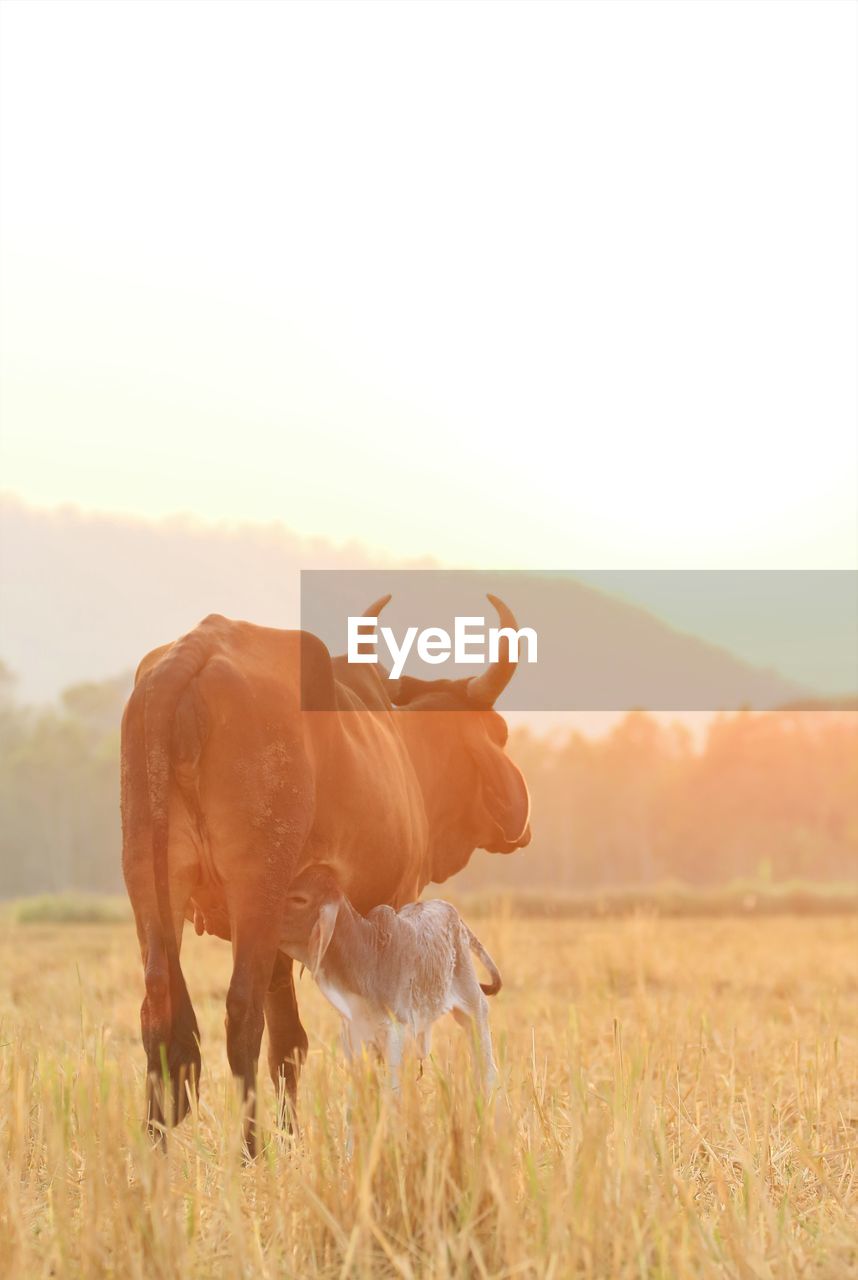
[466,594,519,707]
[362,594,392,618]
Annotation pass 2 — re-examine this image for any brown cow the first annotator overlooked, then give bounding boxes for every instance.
[121,594,531,1153]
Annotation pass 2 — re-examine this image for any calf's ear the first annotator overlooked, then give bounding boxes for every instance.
[309,900,340,974]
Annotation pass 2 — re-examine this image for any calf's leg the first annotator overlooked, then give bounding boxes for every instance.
[453,989,498,1089]
[416,1025,432,1077]
[382,1020,405,1094]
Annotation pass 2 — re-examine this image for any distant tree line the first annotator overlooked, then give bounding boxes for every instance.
[0,663,855,897]
[0,663,128,896]
[466,710,858,891]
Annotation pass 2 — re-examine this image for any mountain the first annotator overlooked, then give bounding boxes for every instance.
[0,496,812,711]
[0,495,407,702]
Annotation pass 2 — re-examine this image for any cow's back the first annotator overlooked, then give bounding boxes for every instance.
[124,613,430,927]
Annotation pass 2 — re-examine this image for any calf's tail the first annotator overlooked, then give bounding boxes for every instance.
[465,926,502,996]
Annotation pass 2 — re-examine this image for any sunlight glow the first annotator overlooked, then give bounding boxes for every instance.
[1,0,855,568]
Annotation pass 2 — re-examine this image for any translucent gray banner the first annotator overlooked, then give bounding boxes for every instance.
[300,570,858,711]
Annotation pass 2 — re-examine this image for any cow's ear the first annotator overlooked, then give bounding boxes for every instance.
[471,740,531,849]
[300,631,337,710]
[389,675,432,705]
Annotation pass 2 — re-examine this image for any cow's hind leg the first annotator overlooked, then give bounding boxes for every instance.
[123,711,202,1140]
[129,854,201,1140]
[225,898,287,1159]
[141,925,200,1136]
[265,952,308,1131]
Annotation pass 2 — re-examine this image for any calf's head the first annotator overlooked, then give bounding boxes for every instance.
[280,864,344,974]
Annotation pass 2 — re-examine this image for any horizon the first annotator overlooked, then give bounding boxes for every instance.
[2,494,855,711]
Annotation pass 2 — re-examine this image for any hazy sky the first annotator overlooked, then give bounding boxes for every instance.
[1,0,855,569]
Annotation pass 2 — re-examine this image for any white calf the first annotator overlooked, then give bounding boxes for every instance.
[280,865,501,1089]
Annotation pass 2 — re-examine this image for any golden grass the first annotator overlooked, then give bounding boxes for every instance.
[1,915,857,1278]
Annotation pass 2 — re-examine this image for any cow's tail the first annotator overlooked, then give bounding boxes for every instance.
[142,626,212,1116]
[465,925,502,996]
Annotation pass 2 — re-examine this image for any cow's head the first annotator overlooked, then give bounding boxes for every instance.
[365,594,532,883]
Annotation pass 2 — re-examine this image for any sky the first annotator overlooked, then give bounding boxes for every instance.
[0,0,855,571]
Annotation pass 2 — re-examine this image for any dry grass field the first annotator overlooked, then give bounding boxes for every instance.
[1,913,857,1279]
